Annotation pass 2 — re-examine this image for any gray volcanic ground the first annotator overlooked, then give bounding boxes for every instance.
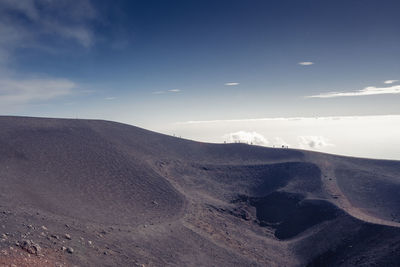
[0,116,399,266]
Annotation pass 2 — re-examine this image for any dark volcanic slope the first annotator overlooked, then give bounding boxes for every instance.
[0,116,399,267]
[0,117,183,225]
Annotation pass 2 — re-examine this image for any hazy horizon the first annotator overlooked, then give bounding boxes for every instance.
[0,0,399,160]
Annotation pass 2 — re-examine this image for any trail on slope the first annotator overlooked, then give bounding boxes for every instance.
[307,153,400,228]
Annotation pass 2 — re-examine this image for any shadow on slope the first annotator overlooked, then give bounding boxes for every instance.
[246,192,341,239]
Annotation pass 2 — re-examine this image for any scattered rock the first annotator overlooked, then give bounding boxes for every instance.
[51,234,60,240]
[41,226,48,231]
[67,247,74,254]
[19,240,41,256]
[65,233,71,240]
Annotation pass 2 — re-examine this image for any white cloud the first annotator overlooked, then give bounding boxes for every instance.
[298,62,314,66]
[307,85,400,98]
[0,78,75,104]
[224,82,239,86]
[384,80,398,84]
[152,89,181,94]
[298,136,333,149]
[105,97,116,100]
[223,131,269,146]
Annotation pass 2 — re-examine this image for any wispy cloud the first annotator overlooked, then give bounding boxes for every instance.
[0,0,96,109]
[298,61,314,66]
[0,78,75,104]
[105,97,116,100]
[0,0,97,54]
[223,131,269,146]
[152,89,182,94]
[384,80,398,84]
[298,136,333,149]
[224,82,239,86]
[307,85,400,98]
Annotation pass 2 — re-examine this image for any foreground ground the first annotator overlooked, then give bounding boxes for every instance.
[0,116,399,266]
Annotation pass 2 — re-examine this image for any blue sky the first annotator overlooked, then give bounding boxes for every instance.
[1,0,400,159]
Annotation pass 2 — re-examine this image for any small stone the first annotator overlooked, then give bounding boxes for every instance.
[51,234,60,240]
[88,240,93,246]
[66,247,74,254]
[41,226,48,231]
[64,234,71,240]
[61,246,67,251]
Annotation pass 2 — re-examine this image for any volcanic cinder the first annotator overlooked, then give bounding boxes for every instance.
[0,116,399,266]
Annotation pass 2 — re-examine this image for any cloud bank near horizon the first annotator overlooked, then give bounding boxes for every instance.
[222,131,333,150]
[307,85,400,98]
[177,114,400,125]
[298,136,333,149]
[223,131,269,146]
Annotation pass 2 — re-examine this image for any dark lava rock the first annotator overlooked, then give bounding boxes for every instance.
[19,240,41,256]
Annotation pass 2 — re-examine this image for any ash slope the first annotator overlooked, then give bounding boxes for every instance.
[0,116,399,267]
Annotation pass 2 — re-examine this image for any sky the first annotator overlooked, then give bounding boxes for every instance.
[0,0,400,159]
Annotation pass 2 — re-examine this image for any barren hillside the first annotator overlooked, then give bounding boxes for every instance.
[0,116,399,266]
